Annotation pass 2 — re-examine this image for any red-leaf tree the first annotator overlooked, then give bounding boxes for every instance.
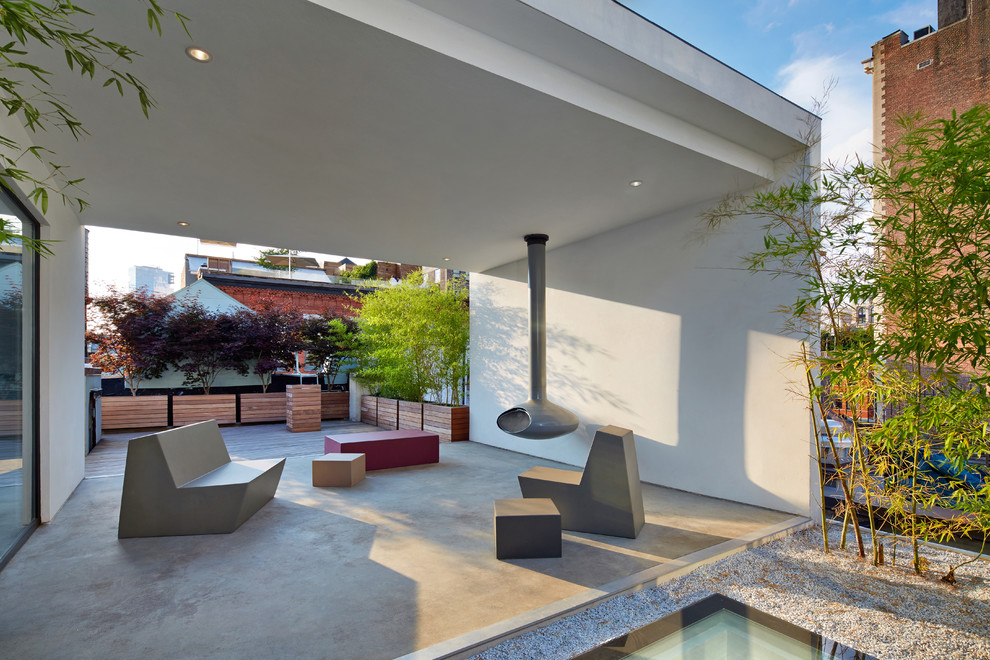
[167,302,250,394]
[237,299,302,393]
[87,288,175,395]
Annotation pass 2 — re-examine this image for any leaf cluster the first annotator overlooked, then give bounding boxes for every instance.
[88,291,309,395]
[350,260,377,280]
[299,312,358,387]
[352,271,468,405]
[86,287,175,394]
[236,298,302,392]
[166,301,250,393]
[710,105,990,575]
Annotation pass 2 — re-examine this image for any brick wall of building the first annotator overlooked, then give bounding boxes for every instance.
[939,0,969,28]
[870,0,990,151]
[375,261,421,280]
[216,285,360,316]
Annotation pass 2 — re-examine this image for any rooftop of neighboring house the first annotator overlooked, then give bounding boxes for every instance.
[183,254,337,287]
[181,253,434,288]
[176,254,468,317]
[171,278,254,314]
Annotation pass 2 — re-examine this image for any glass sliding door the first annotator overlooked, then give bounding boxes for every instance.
[0,192,37,568]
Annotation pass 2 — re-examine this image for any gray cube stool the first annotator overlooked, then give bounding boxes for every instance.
[313,453,366,487]
[494,498,561,560]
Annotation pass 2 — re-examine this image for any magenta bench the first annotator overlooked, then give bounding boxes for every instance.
[324,429,440,470]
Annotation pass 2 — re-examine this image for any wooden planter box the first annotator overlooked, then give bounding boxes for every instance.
[286,384,321,432]
[321,391,349,420]
[173,394,237,427]
[360,395,378,426]
[0,400,22,435]
[102,395,169,431]
[377,398,399,430]
[423,403,469,443]
[240,392,286,423]
[398,400,423,430]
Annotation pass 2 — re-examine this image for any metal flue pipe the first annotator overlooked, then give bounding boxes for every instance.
[496,234,579,439]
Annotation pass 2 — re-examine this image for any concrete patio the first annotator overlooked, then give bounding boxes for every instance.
[0,422,803,658]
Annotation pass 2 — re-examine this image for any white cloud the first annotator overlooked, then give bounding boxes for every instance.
[776,54,874,165]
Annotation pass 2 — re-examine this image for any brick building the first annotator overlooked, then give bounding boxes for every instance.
[372,261,422,281]
[863,0,988,388]
[201,271,361,317]
[865,0,990,154]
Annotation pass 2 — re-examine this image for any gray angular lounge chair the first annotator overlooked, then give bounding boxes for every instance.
[118,419,285,538]
[518,425,645,538]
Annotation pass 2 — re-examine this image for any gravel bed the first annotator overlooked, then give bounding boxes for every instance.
[473,524,990,659]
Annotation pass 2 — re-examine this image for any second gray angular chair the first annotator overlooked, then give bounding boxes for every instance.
[518,425,645,538]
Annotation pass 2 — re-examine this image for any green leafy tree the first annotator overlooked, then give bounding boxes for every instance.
[706,106,990,577]
[862,107,990,575]
[353,271,468,405]
[0,1,188,254]
[351,260,377,280]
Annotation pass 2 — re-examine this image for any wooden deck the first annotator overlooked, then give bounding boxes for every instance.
[85,420,380,479]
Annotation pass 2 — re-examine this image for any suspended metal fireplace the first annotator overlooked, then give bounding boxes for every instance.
[497,234,579,440]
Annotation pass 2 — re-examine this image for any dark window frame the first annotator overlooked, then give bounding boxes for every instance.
[0,187,41,571]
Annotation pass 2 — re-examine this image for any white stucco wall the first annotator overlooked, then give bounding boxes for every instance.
[470,197,812,515]
[38,207,86,522]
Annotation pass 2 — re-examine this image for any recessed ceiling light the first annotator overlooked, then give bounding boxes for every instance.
[629,180,643,187]
[185,46,212,63]
[443,257,451,261]
[177,221,190,227]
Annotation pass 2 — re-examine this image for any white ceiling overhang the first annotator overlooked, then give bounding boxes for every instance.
[23,0,814,272]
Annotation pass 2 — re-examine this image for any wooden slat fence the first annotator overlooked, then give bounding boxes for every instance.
[377,398,399,430]
[398,400,423,430]
[173,395,237,426]
[102,395,169,430]
[423,404,469,443]
[321,392,349,420]
[360,395,377,426]
[240,393,286,423]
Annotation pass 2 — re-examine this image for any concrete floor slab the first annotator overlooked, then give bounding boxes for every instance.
[1,432,794,659]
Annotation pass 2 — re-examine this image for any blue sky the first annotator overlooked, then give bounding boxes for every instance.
[616,0,938,163]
